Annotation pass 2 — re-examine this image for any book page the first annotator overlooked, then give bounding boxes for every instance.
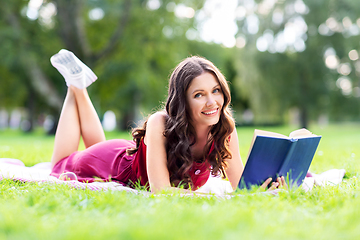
[289,128,318,139]
[254,129,288,139]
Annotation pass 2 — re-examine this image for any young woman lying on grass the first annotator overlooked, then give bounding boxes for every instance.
[49,49,287,193]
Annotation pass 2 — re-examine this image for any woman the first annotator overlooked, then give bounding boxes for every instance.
[49,49,286,193]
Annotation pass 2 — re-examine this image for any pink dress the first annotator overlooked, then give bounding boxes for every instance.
[50,139,211,190]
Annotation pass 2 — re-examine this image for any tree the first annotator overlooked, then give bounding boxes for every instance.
[234,0,360,128]
[0,0,211,131]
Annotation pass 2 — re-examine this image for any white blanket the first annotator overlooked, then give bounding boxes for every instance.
[0,158,138,192]
[0,158,345,195]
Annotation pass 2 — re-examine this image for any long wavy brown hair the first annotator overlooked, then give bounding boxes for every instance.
[127,56,235,188]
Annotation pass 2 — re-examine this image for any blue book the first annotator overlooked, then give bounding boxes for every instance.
[238,129,321,189]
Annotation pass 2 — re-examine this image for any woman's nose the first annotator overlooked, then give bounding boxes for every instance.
[206,96,216,107]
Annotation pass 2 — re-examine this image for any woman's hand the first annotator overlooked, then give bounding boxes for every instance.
[260,176,288,191]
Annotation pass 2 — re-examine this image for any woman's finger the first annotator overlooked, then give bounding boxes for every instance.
[281,176,288,189]
[268,182,279,191]
[277,177,282,187]
[260,178,272,190]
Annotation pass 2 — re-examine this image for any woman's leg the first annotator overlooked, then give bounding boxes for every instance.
[50,49,105,167]
[71,86,106,148]
[51,87,81,167]
[51,86,106,167]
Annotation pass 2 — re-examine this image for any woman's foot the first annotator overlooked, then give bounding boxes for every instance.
[50,49,97,89]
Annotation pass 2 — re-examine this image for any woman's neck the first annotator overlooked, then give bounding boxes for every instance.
[193,124,212,143]
[190,124,212,161]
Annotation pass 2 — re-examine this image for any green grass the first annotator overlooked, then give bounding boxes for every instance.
[0,124,360,239]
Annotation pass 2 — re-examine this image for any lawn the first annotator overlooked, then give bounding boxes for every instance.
[0,124,359,239]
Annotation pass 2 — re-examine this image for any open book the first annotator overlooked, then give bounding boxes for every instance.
[238,128,321,189]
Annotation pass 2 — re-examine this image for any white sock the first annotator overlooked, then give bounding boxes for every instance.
[50,49,97,89]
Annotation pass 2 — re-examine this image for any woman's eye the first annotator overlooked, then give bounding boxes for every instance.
[213,88,220,93]
[194,93,201,98]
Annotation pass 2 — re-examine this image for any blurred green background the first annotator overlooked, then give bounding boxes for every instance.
[1,0,360,133]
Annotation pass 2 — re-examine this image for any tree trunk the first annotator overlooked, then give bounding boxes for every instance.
[53,0,132,66]
[5,10,63,113]
[24,87,35,132]
[299,106,308,129]
[299,71,309,129]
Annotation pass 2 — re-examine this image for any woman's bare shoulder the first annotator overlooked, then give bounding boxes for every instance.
[148,111,168,125]
[145,111,167,145]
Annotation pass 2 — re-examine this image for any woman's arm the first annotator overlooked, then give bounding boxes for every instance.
[144,112,172,193]
[225,128,288,191]
[224,128,244,190]
[145,112,214,194]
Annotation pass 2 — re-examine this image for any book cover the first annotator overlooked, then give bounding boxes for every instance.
[238,129,321,189]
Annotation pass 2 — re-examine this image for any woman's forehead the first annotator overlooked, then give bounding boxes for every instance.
[188,72,219,90]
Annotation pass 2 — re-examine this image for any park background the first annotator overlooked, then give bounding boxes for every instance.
[1,0,360,239]
[1,0,360,132]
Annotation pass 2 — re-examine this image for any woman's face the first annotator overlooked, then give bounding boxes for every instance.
[186,72,224,128]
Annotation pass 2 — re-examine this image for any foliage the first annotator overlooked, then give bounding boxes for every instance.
[2,0,360,132]
[0,0,219,130]
[235,0,360,127]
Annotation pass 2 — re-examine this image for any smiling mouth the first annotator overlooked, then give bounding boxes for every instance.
[202,109,218,115]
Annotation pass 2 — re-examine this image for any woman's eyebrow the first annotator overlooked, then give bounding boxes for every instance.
[191,84,220,94]
[191,89,204,94]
